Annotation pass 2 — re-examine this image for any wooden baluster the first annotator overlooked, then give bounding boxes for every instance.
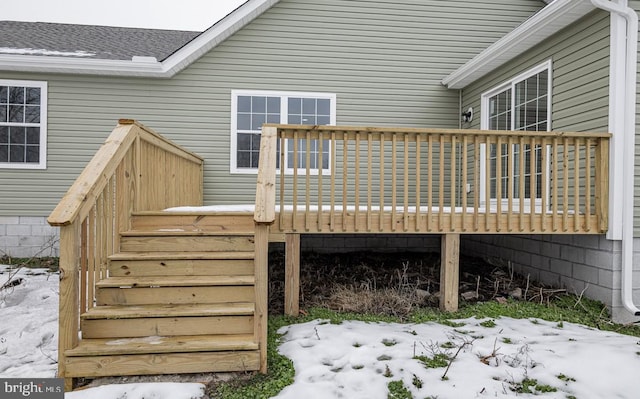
[343,134,348,232]
[552,137,558,232]
[529,137,535,231]
[461,135,468,232]
[585,138,592,232]
[355,131,361,232]
[450,134,456,232]
[318,132,324,232]
[367,132,372,232]
[392,132,397,232]
[293,130,299,231]
[428,134,433,232]
[574,137,580,232]
[563,137,569,232]
[507,136,513,232]
[404,133,410,232]
[519,136,525,232]
[485,137,491,232]
[439,134,445,232]
[474,136,480,232]
[379,132,385,231]
[280,132,286,231]
[496,136,502,232]
[416,134,422,232]
[595,137,609,232]
[330,131,336,232]
[541,138,548,232]
[305,130,311,232]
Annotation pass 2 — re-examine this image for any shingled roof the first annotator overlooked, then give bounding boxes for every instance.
[0,21,201,61]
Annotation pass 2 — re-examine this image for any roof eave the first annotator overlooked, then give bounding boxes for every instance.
[441,0,596,90]
[0,54,167,77]
[0,0,280,78]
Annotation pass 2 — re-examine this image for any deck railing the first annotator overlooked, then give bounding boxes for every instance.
[255,125,610,234]
[48,120,203,385]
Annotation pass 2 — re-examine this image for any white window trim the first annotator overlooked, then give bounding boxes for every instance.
[230,89,336,175]
[479,60,552,208]
[0,79,47,170]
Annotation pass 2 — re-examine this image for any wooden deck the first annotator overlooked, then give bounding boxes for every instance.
[48,121,610,391]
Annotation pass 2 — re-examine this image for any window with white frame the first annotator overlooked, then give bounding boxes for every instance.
[0,80,47,169]
[481,61,551,202]
[230,90,335,174]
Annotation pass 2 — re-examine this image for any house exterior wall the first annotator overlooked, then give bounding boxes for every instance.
[458,10,640,322]
[0,0,544,256]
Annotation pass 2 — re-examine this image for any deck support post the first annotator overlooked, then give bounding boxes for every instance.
[285,233,301,316]
[254,223,270,373]
[439,233,460,312]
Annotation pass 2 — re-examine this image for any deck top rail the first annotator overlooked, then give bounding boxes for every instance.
[255,124,610,235]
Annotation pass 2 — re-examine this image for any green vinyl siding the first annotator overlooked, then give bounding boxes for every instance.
[0,0,544,216]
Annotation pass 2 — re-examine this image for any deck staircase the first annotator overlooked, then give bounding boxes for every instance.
[63,212,262,378]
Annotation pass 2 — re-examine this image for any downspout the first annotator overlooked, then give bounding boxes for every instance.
[590,0,640,316]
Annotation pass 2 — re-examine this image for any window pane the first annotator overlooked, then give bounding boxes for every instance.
[26,145,39,163]
[237,113,251,130]
[288,98,301,115]
[302,114,315,124]
[237,151,251,167]
[317,99,330,116]
[252,96,266,113]
[0,105,6,123]
[26,128,40,144]
[317,115,330,126]
[26,87,40,105]
[237,133,251,150]
[25,105,40,123]
[251,133,261,150]
[288,115,301,124]
[302,98,315,114]
[267,97,280,114]
[267,113,280,124]
[251,114,266,130]
[0,86,7,104]
[0,145,7,161]
[9,105,24,122]
[0,126,7,143]
[9,144,25,162]
[9,86,24,104]
[9,126,26,143]
[237,96,251,113]
[538,73,548,97]
[525,76,538,102]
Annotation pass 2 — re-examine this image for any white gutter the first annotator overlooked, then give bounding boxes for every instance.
[591,0,640,316]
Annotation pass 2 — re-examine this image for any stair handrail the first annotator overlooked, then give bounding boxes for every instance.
[48,119,203,227]
[48,119,204,390]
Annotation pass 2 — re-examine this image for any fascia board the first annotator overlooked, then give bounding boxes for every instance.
[0,0,280,78]
[442,0,596,89]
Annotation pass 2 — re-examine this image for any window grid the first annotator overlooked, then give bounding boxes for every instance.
[0,81,46,168]
[487,66,549,200]
[232,91,334,173]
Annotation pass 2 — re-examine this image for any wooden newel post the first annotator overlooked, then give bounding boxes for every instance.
[440,233,460,312]
[57,223,81,391]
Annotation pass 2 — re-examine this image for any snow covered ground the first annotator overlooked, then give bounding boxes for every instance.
[1,263,639,398]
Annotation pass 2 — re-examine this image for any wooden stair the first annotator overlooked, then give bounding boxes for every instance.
[64,212,262,378]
